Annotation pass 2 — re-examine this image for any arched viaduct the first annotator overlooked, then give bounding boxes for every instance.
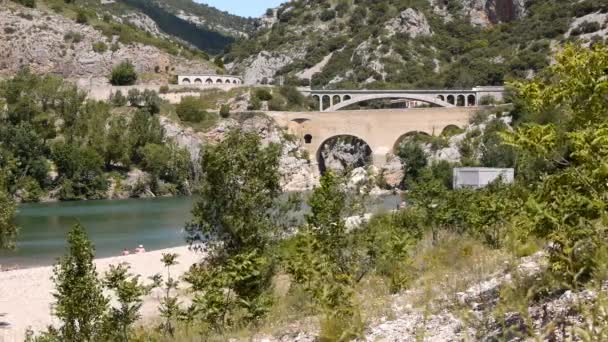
[269,107,478,170]
[309,86,505,111]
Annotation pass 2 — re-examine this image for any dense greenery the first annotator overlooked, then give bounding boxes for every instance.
[25,42,608,341]
[227,0,606,89]
[0,69,194,202]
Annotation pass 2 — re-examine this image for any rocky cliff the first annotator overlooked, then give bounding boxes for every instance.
[0,3,215,80]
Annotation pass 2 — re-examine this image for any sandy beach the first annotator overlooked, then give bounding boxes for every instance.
[0,246,203,342]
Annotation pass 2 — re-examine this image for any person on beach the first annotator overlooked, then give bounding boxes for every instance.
[122,248,130,256]
[135,244,146,253]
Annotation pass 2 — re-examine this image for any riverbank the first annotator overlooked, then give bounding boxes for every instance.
[0,245,202,342]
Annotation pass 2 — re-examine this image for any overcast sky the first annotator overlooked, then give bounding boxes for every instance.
[196,0,285,18]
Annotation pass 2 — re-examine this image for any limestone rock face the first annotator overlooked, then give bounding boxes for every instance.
[0,6,212,78]
[431,0,526,27]
[159,116,205,165]
[239,51,300,85]
[320,140,370,173]
[380,154,404,188]
[385,8,432,38]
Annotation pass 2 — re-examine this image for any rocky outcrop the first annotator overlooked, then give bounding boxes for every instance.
[430,0,526,26]
[0,5,213,78]
[385,8,433,38]
[122,12,169,39]
[159,116,205,165]
[238,51,302,85]
[320,139,371,173]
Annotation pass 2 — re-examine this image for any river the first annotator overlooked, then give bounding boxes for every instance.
[0,194,402,268]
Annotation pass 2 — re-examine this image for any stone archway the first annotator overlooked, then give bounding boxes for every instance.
[333,95,342,105]
[343,95,352,102]
[216,79,223,84]
[205,78,213,84]
[457,95,466,107]
[437,95,445,101]
[182,78,191,84]
[194,78,202,84]
[467,95,476,106]
[316,134,373,174]
[447,95,455,105]
[322,95,331,111]
[393,131,431,154]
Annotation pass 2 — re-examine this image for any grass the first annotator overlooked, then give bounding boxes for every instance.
[130,229,516,341]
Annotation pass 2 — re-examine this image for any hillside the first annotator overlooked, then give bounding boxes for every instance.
[226,0,608,87]
[0,1,220,81]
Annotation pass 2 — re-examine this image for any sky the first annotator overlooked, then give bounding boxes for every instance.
[197,0,286,18]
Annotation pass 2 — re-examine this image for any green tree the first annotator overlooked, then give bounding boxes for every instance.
[102,263,150,342]
[397,139,428,186]
[219,104,230,118]
[110,61,138,86]
[255,88,273,101]
[50,224,108,341]
[184,129,282,328]
[0,187,18,250]
[175,96,209,123]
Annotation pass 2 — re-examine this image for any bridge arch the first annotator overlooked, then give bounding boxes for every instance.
[326,94,455,111]
[205,78,213,84]
[182,78,191,84]
[467,95,476,106]
[194,78,202,84]
[393,131,431,154]
[317,134,373,174]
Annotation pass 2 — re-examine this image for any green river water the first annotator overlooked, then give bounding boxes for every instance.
[0,195,402,268]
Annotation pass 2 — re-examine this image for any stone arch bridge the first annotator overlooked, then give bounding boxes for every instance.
[309,86,504,111]
[269,107,478,170]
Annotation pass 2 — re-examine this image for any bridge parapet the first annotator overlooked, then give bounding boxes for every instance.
[310,86,505,111]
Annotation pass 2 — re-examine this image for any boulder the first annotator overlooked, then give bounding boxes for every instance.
[385,8,432,38]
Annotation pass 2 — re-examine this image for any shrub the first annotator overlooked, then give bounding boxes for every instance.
[3,27,16,34]
[219,104,230,118]
[92,41,107,53]
[12,0,35,8]
[64,31,83,43]
[319,9,336,21]
[571,21,601,36]
[159,85,169,94]
[110,90,127,107]
[176,96,208,122]
[110,61,137,86]
[255,88,273,101]
[75,9,88,24]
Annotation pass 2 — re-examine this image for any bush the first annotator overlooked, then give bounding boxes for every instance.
[109,90,127,107]
[255,88,273,101]
[571,21,601,36]
[12,0,35,8]
[159,85,169,94]
[110,61,138,86]
[319,9,336,21]
[176,96,208,123]
[219,104,230,118]
[64,31,83,43]
[75,9,88,24]
[92,41,107,53]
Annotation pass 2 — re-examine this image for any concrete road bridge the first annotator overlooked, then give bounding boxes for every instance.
[270,107,479,170]
[309,86,504,111]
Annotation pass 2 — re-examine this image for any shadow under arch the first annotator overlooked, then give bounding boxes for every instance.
[316,134,373,174]
[393,131,431,154]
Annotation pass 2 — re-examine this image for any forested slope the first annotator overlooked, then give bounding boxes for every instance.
[226,0,608,87]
